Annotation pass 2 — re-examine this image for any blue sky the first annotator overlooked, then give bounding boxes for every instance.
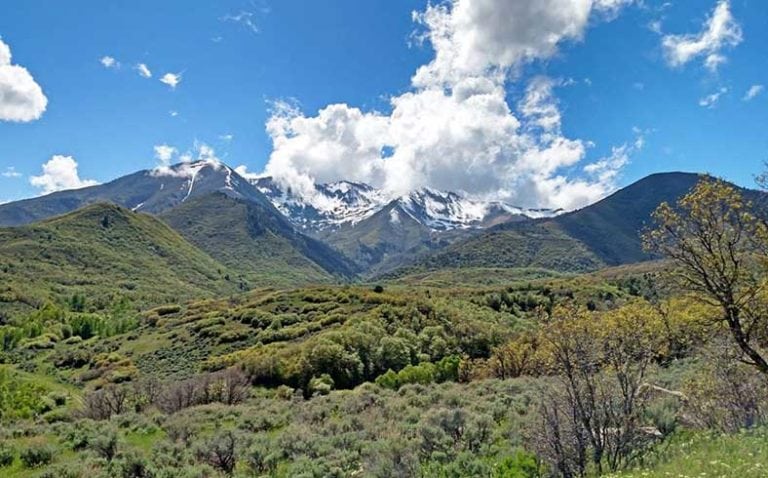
[0,0,767,208]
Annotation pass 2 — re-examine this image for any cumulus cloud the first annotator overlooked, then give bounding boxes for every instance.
[661,1,742,72]
[160,72,181,89]
[260,0,638,210]
[234,164,263,181]
[699,87,728,108]
[743,84,764,101]
[518,76,563,132]
[410,0,634,88]
[136,63,152,78]
[30,155,98,194]
[0,38,48,122]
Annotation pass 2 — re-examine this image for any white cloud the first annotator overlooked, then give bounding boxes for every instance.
[169,110,179,117]
[136,63,152,78]
[518,76,562,132]
[260,0,638,211]
[160,72,181,89]
[699,87,728,108]
[150,142,223,178]
[1,166,21,178]
[234,165,263,181]
[30,155,98,194]
[0,41,10,65]
[410,0,634,89]
[661,1,742,72]
[743,84,764,101]
[100,56,118,69]
[221,11,259,34]
[153,144,177,167]
[0,38,48,122]
[219,133,234,141]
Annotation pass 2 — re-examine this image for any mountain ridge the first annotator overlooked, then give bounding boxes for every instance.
[385,171,766,278]
[0,163,754,282]
[160,191,359,286]
[253,176,563,233]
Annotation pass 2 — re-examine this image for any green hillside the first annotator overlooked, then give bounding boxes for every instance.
[390,221,605,278]
[552,172,703,265]
[160,192,358,288]
[0,203,234,313]
[389,172,739,278]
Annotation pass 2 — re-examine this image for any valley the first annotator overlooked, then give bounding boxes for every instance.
[1,165,767,477]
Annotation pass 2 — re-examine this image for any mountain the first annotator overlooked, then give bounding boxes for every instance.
[2,165,755,285]
[253,177,561,232]
[0,160,273,227]
[389,172,757,276]
[317,200,446,275]
[552,172,704,265]
[254,178,386,231]
[0,203,235,312]
[160,192,358,287]
[253,177,562,273]
[0,161,357,285]
[321,188,563,273]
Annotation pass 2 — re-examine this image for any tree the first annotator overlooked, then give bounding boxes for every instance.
[82,384,130,419]
[644,178,768,374]
[531,303,664,475]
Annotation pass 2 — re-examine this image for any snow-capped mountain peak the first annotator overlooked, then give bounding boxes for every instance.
[253,177,386,230]
[248,177,563,232]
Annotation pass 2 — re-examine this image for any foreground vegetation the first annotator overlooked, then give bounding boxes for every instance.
[1,177,768,476]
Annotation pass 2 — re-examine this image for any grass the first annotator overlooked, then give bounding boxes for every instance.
[606,429,768,478]
[0,203,236,312]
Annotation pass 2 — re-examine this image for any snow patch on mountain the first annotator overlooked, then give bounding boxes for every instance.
[251,177,563,232]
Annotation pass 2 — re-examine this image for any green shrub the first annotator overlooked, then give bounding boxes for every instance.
[0,442,14,467]
[308,374,334,396]
[39,464,81,478]
[375,369,400,390]
[117,450,153,478]
[19,442,55,468]
[43,408,72,423]
[89,427,119,461]
[493,451,541,477]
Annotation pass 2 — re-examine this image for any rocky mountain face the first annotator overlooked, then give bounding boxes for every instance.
[253,176,563,233]
[249,176,563,274]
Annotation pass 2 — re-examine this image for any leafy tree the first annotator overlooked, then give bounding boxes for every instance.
[645,178,768,374]
[532,303,665,475]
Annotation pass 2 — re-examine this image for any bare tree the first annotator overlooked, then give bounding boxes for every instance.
[82,385,130,419]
